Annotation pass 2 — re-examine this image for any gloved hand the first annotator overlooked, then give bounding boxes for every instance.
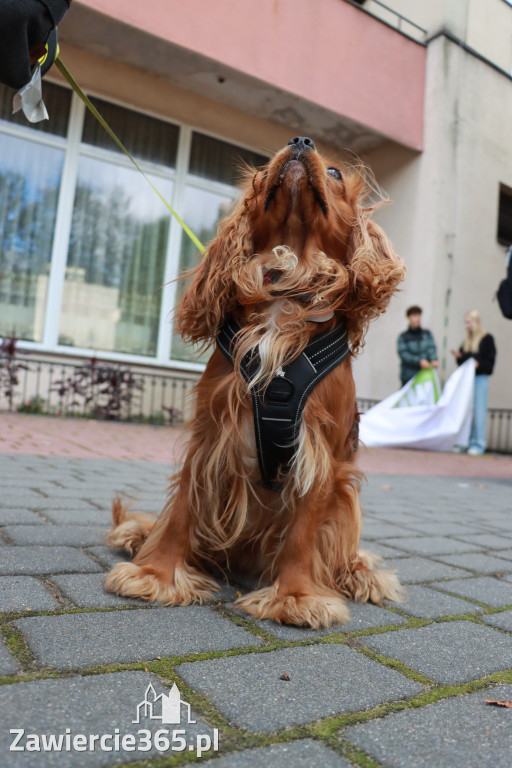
[0,0,71,89]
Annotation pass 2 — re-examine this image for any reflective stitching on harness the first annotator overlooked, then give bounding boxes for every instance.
[293,352,348,424]
[309,332,347,360]
[313,335,349,366]
[305,324,339,351]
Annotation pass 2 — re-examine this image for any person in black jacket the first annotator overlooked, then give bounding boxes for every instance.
[0,0,71,90]
[451,310,496,455]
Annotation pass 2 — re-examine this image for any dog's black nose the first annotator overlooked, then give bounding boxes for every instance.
[288,136,316,152]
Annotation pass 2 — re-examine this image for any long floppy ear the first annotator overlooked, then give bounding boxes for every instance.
[174,199,254,346]
[345,214,406,351]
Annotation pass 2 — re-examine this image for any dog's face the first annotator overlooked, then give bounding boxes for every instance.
[175,136,405,353]
[248,137,362,262]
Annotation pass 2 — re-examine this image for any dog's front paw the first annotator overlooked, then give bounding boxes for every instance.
[341,549,405,604]
[103,562,218,605]
[236,585,350,629]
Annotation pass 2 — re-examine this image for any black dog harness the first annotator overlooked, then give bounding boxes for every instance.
[217,316,350,491]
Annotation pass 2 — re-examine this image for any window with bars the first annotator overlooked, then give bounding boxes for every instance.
[0,82,268,366]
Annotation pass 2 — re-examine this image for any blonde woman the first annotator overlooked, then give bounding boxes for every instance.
[451,311,496,455]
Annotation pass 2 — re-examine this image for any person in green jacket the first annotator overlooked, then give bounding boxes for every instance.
[397,306,439,386]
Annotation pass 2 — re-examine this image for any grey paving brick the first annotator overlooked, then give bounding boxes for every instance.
[359,540,410,559]
[0,671,213,767]
[50,573,147,609]
[47,487,141,498]
[3,525,110,547]
[364,510,431,525]
[486,519,512,534]
[0,474,44,485]
[41,508,112,525]
[385,556,471,583]
[387,585,483,619]
[381,536,484,556]
[482,610,512,631]
[0,546,101,575]
[14,606,262,669]
[0,636,19,675]
[361,520,413,539]
[1,492,47,507]
[252,602,406,641]
[493,549,512,562]
[51,571,236,609]
[450,533,512,549]
[87,499,163,516]
[0,509,45,525]
[29,498,100,510]
[404,522,487,537]
[0,575,59,612]
[343,684,512,768]
[435,552,512,575]
[184,740,352,768]
[177,644,424,733]
[360,621,512,684]
[85,546,130,569]
[430,576,512,607]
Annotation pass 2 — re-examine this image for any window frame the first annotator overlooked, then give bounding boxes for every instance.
[0,80,269,371]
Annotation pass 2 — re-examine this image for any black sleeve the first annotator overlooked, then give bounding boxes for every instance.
[0,0,71,90]
[457,346,474,366]
[475,335,496,375]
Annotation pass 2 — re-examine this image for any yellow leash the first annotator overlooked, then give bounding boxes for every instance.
[54,56,206,254]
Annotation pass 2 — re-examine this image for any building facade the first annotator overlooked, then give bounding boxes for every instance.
[0,0,510,407]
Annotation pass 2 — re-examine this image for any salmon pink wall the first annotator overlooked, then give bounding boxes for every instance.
[75,0,425,149]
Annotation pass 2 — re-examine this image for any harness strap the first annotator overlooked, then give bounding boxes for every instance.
[217,317,350,491]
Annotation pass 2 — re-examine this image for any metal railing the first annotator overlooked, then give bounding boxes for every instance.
[1,356,511,454]
[348,0,427,43]
[487,408,512,455]
[0,354,198,425]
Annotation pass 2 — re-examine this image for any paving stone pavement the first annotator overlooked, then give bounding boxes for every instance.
[0,450,511,767]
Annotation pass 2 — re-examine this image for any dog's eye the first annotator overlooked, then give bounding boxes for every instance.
[327,167,343,181]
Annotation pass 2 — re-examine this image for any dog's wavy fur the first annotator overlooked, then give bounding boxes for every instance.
[104,140,406,628]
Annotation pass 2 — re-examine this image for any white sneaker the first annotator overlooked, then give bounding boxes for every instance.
[467,447,484,456]
[451,446,466,453]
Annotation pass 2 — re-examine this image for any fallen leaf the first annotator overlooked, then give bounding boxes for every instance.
[485,699,512,708]
[476,483,486,489]
[381,484,393,490]
[280,673,291,681]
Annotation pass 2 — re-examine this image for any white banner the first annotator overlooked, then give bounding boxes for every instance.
[359,359,475,452]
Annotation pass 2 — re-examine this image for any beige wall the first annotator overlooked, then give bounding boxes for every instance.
[355,35,511,408]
